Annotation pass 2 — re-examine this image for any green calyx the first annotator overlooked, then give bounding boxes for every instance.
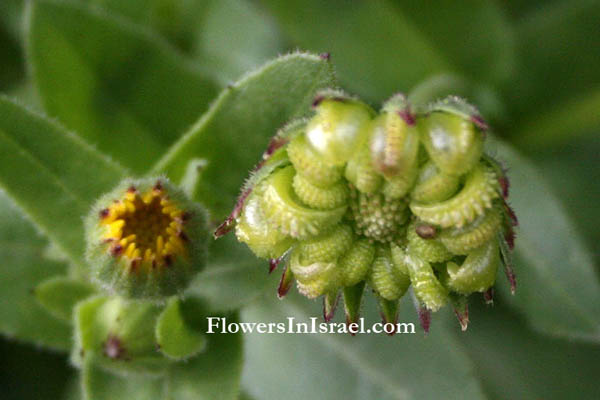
[85,177,209,301]
[73,296,169,375]
[73,295,207,375]
[221,91,516,332]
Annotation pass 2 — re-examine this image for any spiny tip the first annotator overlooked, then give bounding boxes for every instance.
[418,307,431,335]
[483,288,494,305]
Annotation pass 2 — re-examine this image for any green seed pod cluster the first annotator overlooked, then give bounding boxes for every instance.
[85,177,209,301]
[219,90,517,331]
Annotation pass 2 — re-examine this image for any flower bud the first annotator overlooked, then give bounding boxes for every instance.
[369,246,410,301]
[235,185,294,259]
[85,177,208,301]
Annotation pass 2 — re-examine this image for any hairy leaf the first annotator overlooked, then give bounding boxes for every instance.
[242,291,487,400]
[261,0,513,101]
[453,301,600,399]
[155,297,206,360]
[0,191,71,351]
[166,312,243,400]
[505,0,600,123]
[27,0,218,173]
[153,52,336,218]
[34,277,95,322]
[82,360,165,400]
[195,0,283,83]
[0,96,126,264]
[490,136,600,342]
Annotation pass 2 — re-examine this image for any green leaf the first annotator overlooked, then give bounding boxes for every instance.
[153,52,337,218]
[0,191,71,351]
[389,0,515,84]
[63,377,83,400]
[82,359,165,400]
[0,22,24,91]
[166,312,243,400]
[0,337,75,399]
[76,0,284,85]
[27,0,218,173]
[501,0,600,145]
[155,297,206,360]
[75,0,212,55]
[261,0,514,101]
[521,136,600,254]
[504,0,600,122]
[489,136,600,342]
[238,391,257,400]
[514,87,600,148]
[4,79,43,112]
[194,0,284,83]
[0,0,24,42]
[242,291,487,400]
[453,300,600,399]
[187,235,278,313]
[0,96,126,265]
[34,277,95,322]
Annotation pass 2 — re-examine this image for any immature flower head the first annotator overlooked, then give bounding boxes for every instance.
[86,177,208,301]
[217,91,517,332]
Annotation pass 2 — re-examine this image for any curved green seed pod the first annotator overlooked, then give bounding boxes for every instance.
[445,240,500,294]
[439,206,502,254]
[381,172,418,200]
[418,112,483,176]
[339,238,376,286]
[394,245,448,311]
[290,250,341,299]
[306,91,374,165]
[235,187,294,259]
[406,222,453,263]
[297,224,354,264]
[409,163,499,228]
[287,134,343,187]
[344,144,382,194]
[261,166,347,238]
[426,96,488,131]
[369,246,410,301]
[292,173,348,209]
[410,161,460,204]
[370,98,420,179]
[390,243,408,275]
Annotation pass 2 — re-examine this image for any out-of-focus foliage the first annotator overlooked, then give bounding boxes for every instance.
[0,0,599,399]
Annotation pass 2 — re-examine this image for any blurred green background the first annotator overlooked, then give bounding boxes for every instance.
[1,0,599,399]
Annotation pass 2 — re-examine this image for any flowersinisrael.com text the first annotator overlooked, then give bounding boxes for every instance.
[206,317,416,335]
